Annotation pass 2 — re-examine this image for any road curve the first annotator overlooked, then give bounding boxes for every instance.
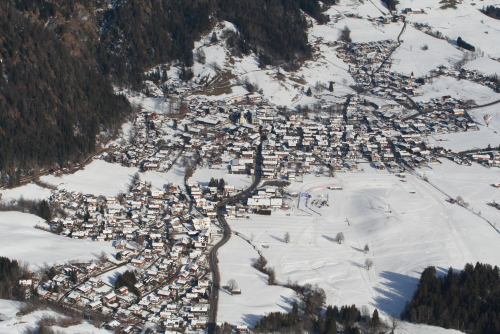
[207,137,264,333]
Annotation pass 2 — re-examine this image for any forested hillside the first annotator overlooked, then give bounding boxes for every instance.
[402,263,500,334]
[0,0,332,175]
[0,3,131,175]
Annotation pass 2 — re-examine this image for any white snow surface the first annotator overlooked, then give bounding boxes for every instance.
[190,165,252,189]
[220,172,500,325]
[0,183,52,203]
[0,299,109,334]
[464,57,500,76]
[40,160,137,197]
[218,236,297,327]
[0,211,115,269]
[39,159,188,197]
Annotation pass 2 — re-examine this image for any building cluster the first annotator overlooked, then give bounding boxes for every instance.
[30,175,232,332]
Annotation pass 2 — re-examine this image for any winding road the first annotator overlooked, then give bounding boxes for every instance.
[206,137,264,334]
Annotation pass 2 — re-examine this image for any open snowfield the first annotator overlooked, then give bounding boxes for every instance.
[218,236,297,327]
[391,25,462,76]
[98,264,137,287]
[0,183,52,203]
[464,57,500,76]
[397,0,500,58]
[0,211,115,269]
[424,158,500,232]
[428,126,500,152]
[220,172,500,326]
[415,76,500,105]
[0,299,109,334]
[40,160,136,197]
[39,159,189,197]
[190,166,253,190]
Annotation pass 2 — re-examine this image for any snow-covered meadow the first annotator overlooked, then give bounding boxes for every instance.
[219,171,500,327]
[0,211,116,269]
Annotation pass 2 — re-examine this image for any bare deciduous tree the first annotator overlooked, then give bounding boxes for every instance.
[98,251,108,265]
[284,232,290,243]
[365,258,374,271]
[196,48,206,64]
[364,244,370,254]
[336,232,345,244]
[253,255,268,271]
[267,267,277,285]
[227,279,238,292]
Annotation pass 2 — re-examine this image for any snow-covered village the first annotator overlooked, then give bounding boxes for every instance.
[3,0,500,333]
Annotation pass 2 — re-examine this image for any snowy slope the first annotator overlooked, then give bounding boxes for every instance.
[0,183,52,203]
[464,57,500,76]
[222,172,500,324]
[0,211,116,269]
[0,299,109,334]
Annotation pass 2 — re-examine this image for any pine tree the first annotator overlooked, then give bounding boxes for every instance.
[372,309,380,330]
[40,200,51,221]
[329,81,334,92]
[219,178,225,193]
[306,87,312,96]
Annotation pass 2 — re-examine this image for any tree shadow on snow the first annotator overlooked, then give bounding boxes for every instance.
[242,313,263,328]
[350,246,363,252]
[371,271,419,316]
[241,295,294,327]
[322,235,336,243]
[269,235,283,243]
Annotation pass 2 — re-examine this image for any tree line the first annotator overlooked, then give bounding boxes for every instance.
[401,263,500,334]
[482,5,500,20]
[457,37,476,52]
[253,300,385,334]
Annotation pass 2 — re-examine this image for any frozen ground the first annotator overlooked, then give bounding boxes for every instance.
[40,160,137,197]
[0,299,109,334]
[396,0,500,58]
[190,165,252,190]
[391,25,462,76]
[0,183,52,203]
[464,57,500,76]
[415,76,500,105]
[220,172,500,325]
[424,159,500,233]
[0,211,116,270]
[39,159,189,197]
[217,236,297,327]
[98,264,137,287]
[427,126,500,152]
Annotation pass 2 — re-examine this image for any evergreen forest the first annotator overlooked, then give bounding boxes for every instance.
[402,263,500,334]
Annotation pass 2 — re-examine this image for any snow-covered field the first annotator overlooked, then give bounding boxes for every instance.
[464,57,500,76]
[0,183,52,203]
[428,126,500,152]
[38,159,189,197]
[219,172,500,326]
[40,160,137,197]
[190,165,252,190]
[218,236,297,327]
[0,211,115,269]
[415,76,500,105]
[0,299,109,334]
